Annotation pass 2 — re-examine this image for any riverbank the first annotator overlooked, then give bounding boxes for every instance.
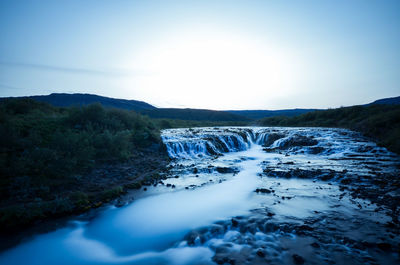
[258,104,400,155]
[0,99,170,238]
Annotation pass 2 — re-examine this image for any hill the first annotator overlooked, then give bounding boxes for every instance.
[24,93,156,111]
[141,108,251,122]
[368,96,400,105]
[226,109,318,120]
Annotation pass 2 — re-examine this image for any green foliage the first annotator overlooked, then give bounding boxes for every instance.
[258,104,400,154]
[0,99,164,232]
[153,118,249,129]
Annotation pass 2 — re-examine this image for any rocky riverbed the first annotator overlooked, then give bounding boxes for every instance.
[0,127,399,265]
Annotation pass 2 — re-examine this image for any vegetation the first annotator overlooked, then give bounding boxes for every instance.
[140,108,251,122]
[0,99,164,234]
[29,93,156,111]
[153,118,249,129]
[258,104,400,154]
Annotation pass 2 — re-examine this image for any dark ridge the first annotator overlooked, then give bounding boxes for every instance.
[141,108,252,122]
[368,96,400,105]
[0,93,156,111]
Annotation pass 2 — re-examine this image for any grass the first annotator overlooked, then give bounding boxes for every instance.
[0,99,164,233]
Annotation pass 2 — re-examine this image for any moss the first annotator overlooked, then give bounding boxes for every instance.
[99,186,124,202]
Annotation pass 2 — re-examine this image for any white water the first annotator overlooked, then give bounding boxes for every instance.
[0,137,265,265]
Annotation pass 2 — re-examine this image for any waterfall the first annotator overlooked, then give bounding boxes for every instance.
[162,127,279,159]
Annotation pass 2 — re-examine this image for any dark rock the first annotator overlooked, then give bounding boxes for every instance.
[216,167,236,174]
[340,178,352,185]
[255,188,272,194]
[263,133,285,147]
[311,242,320,248]
[377,242,391,251]
[184,231,200,246]
[292,254,305,264]
[309,146,325,154]
[231,218,239,227]
[280,135,318,149]
[267,212,275,217]
[256,248,265,257]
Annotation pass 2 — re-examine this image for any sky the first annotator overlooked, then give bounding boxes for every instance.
[0,0,399,110]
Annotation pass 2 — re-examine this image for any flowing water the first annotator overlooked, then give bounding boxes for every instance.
[1,127,399,265]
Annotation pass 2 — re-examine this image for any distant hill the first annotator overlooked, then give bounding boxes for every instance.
[3,93,399,122]
[368,96,400,105]
[22,93,156,111]
[141,108,251,122]
[226,109,318,120]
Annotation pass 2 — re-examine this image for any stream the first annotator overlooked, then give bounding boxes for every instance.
[0,127,399,265]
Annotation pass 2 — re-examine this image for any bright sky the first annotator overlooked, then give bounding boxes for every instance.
[0,0,399,110]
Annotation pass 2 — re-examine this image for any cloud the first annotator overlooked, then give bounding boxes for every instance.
[0,61,150,77]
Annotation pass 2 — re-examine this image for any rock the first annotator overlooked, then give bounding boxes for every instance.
[279,135,318,149]
[231,218,239,227]
[256,248,265,257]
[216,167,236,174]
[377,242,391,251]
[263,133,285,147]
[311,242,320,248]
[309,146,325,154]
[292,254,305,264]
[184,231,200,246]
[255,188,272,193]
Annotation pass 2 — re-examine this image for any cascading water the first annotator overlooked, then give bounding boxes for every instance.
[161,127,254,158]
[1,127,399,265]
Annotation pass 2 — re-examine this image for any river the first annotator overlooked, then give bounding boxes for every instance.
[0,127,399,265]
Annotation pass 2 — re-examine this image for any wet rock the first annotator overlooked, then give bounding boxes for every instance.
[231,218,239,227]
[292,254,305,264]
[299,225,314,231]
[216,167,237,174]
[184,231,201,246]
[311,242,320,248]
[263,222,278,232]
[377,242,392,251]
[255,188,272,194]
[213,255,235,265]
[263,133,285,147]
[340,178,352,185]
[280,135,318,149]
[256,248,266,257]
[309,146,325,154]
